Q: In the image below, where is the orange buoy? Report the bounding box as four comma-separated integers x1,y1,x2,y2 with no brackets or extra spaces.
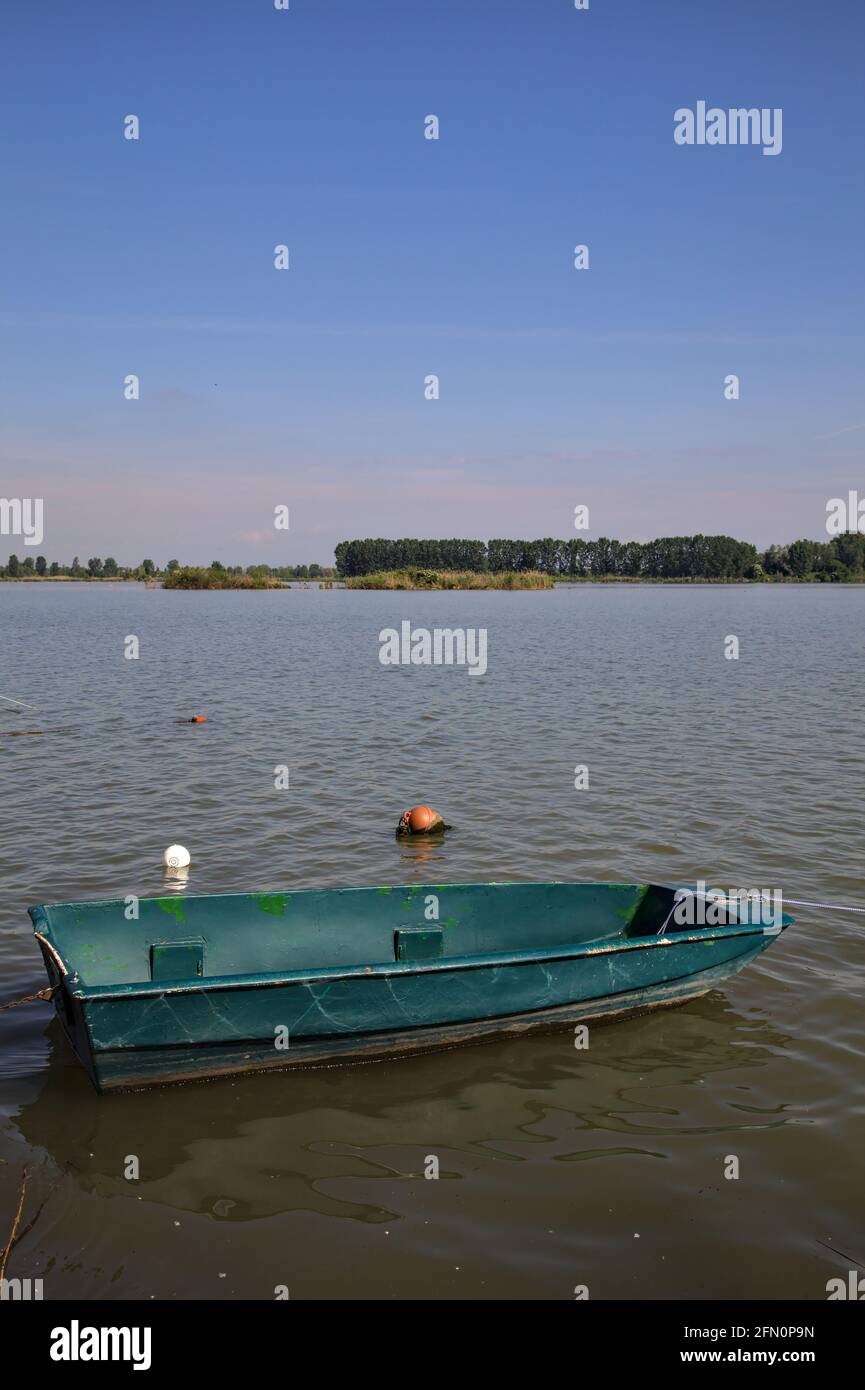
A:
396,805,450,836
190,715,208,723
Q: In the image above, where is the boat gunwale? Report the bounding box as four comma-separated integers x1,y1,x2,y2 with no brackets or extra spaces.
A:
28,883,792,1004
29,879,652,916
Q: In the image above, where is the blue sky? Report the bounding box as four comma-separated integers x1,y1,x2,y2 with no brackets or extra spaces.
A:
1,0,863,563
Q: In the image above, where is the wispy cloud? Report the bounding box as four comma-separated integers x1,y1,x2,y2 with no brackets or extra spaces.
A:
814,421,865,440
0,308,860,350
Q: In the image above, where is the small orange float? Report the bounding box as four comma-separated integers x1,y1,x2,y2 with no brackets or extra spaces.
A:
396,805,450,836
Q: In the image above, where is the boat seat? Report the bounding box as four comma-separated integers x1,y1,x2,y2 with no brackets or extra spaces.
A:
150,938,206,982
394,927,443,962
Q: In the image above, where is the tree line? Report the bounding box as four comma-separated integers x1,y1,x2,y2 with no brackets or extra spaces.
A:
1,556,337,580
334,539,488,576
335,533,865,581
6,533,864,583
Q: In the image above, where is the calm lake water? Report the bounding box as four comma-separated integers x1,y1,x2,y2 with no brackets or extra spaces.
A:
1,582,863,1300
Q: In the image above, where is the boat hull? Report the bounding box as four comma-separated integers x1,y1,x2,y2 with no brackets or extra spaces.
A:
39,922,779,1091
88,977,713,1090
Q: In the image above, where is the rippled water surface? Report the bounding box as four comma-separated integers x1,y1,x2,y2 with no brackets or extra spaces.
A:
1,582,863,1299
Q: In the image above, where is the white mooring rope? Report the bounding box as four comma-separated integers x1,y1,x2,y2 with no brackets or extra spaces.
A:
782,898,865,914
674,890,865,917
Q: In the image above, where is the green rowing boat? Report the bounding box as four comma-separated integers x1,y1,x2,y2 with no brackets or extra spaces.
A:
29,881,792,1092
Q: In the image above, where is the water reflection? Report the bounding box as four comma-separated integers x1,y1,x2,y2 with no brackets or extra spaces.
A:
395,834,452,869
161,867,190,891
16,992,791,1227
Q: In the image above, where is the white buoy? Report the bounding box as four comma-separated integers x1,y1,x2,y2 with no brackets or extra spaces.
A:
163,843,191,869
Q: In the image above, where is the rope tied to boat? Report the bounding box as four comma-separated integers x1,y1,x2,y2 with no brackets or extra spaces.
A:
782,898,865,914
0,986,55,1011
656,890,865,935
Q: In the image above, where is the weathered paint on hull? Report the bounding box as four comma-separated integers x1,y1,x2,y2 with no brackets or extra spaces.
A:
50,931,772,1092
91,978,712,1091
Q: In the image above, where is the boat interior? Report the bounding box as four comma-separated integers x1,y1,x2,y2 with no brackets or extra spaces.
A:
33,882,754,989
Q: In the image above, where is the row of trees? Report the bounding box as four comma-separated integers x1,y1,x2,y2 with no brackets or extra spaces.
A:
334,538,488,576
761,533,865,579
1,556,336,580
205,561,336,579
7,533,864,583
0,554,145,578
334,533,865,581
487,535,760,579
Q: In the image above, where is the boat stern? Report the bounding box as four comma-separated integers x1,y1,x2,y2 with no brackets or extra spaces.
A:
29,904,100,1088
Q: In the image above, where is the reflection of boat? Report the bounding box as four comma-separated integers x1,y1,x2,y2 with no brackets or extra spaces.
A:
16,995,791,1225
28,882,793,1092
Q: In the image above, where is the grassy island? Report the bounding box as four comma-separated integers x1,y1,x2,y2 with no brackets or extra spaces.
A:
161,567,283,590
344,568,553,590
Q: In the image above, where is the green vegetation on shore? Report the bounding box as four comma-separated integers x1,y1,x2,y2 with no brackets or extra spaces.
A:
161,567,283,590
0,555,336,582
6,531,864,589
335,533,865,583
345,568,553,590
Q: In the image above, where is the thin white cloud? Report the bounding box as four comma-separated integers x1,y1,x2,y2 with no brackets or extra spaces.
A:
0,307,861,350
814,421,865,440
